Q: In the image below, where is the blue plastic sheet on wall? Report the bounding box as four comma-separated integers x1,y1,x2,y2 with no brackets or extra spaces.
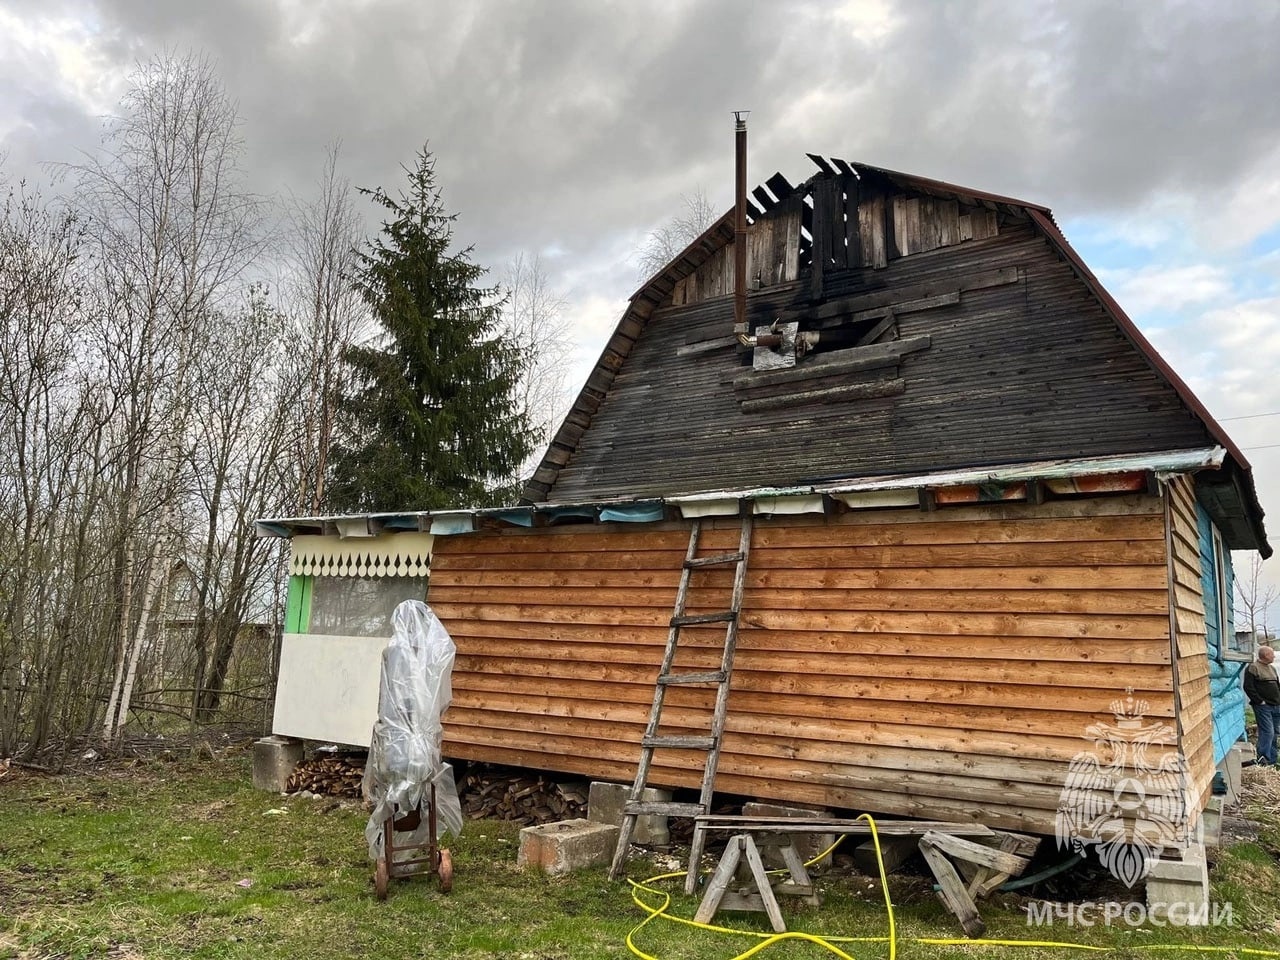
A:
599,502,665,523
1198,502,1243,765
543,506,597,522
429,514,475,536
382,515,420,530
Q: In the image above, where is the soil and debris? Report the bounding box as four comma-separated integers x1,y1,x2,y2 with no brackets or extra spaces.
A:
1224,763,1279,848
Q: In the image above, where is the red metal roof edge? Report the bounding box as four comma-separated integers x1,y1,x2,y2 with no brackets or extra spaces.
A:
850,161,1054,216
1027,207,1270,556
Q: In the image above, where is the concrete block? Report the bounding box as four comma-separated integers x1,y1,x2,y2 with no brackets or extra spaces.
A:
1146,842,1209,926
1221,743,1249,805
588,781,671,845
853,836,919,876
517,819,620,875
742,801,835,871
1201,796,1224,850
252,735,303,792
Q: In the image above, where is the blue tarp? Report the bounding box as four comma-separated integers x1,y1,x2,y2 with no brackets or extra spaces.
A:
381,515,421,530
600,502,666,523
543,506,597,522
429,514,475,536
1198,502,1244,764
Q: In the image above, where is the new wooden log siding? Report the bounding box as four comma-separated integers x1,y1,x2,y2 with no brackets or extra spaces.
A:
428,494,1178,834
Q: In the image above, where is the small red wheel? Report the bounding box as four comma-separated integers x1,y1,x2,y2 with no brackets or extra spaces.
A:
437,848,453,893
374,857,389,900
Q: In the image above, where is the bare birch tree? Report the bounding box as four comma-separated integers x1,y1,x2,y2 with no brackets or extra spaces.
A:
69,51,261,739
283,144,366,513
1236,553,1277,640
185,288,300,719
636,187,718,280
501,252,572,483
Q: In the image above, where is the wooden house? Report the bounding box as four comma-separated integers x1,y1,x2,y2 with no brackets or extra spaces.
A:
261,156,1269,837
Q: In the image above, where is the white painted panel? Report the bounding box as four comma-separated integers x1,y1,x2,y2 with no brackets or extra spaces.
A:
678,499,739,518
837,489,919,509
272,632,385,747
289,532,433,578
753,495,825,515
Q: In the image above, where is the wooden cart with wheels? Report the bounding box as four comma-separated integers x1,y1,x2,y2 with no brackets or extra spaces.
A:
373,782,453,899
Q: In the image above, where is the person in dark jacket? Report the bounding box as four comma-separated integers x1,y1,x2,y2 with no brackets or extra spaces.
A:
1244,645,1280,765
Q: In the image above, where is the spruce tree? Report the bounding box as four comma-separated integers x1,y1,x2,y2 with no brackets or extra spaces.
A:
326,147,535,512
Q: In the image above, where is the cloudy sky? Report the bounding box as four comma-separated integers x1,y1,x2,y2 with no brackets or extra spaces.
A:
3,0,1280,617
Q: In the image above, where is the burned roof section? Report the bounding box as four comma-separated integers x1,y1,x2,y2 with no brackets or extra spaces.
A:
522,156,1268,555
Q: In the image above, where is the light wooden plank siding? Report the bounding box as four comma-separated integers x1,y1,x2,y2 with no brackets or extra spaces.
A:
1167,475,1215,820
429,494,1175,834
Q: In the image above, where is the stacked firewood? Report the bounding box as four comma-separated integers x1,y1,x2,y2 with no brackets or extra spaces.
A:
458,765,589,824
285,755,365,797
283,755,595,824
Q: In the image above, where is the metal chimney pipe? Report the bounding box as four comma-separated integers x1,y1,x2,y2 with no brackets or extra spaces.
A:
733,111,749,336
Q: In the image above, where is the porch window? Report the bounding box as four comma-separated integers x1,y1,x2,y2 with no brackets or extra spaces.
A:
307,575,427,639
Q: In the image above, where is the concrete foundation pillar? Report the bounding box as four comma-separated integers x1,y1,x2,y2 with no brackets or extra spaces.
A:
252,735,303,792
1221,742,1250,805
853,836,919,876
742,801,835,871
1200,796,1224,851
588,781,671,845
1146,841,1210,926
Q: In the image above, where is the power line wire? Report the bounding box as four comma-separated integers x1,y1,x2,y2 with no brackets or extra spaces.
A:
1222,411,1280,422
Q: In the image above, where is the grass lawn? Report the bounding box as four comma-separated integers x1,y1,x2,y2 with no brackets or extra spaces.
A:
2,749,1280,960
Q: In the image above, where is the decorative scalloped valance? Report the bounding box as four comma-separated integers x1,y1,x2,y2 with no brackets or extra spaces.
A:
289,533,434,579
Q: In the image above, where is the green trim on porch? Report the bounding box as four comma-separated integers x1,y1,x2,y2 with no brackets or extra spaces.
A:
285,575,313,633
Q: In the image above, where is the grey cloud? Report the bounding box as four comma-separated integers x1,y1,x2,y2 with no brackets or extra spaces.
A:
3,0,1280,271
5,0,1280,585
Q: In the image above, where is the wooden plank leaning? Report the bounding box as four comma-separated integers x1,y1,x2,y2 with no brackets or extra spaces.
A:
918,829,1034,938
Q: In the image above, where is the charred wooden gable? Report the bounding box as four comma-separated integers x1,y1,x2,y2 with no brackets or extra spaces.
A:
522,156,1267,554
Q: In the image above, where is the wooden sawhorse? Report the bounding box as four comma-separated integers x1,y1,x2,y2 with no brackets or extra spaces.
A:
688,816,1008,934
692,830,820,933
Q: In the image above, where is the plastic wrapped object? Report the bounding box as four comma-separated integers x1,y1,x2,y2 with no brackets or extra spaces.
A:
363,601,463,859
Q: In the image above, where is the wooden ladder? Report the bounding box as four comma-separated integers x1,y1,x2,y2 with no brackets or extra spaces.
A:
608,513,753,880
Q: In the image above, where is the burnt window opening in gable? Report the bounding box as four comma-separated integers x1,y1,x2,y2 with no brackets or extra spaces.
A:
747,308,901,373
732,305,931,412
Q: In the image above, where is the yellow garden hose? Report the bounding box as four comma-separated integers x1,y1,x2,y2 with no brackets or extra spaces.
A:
622,813,1280,960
